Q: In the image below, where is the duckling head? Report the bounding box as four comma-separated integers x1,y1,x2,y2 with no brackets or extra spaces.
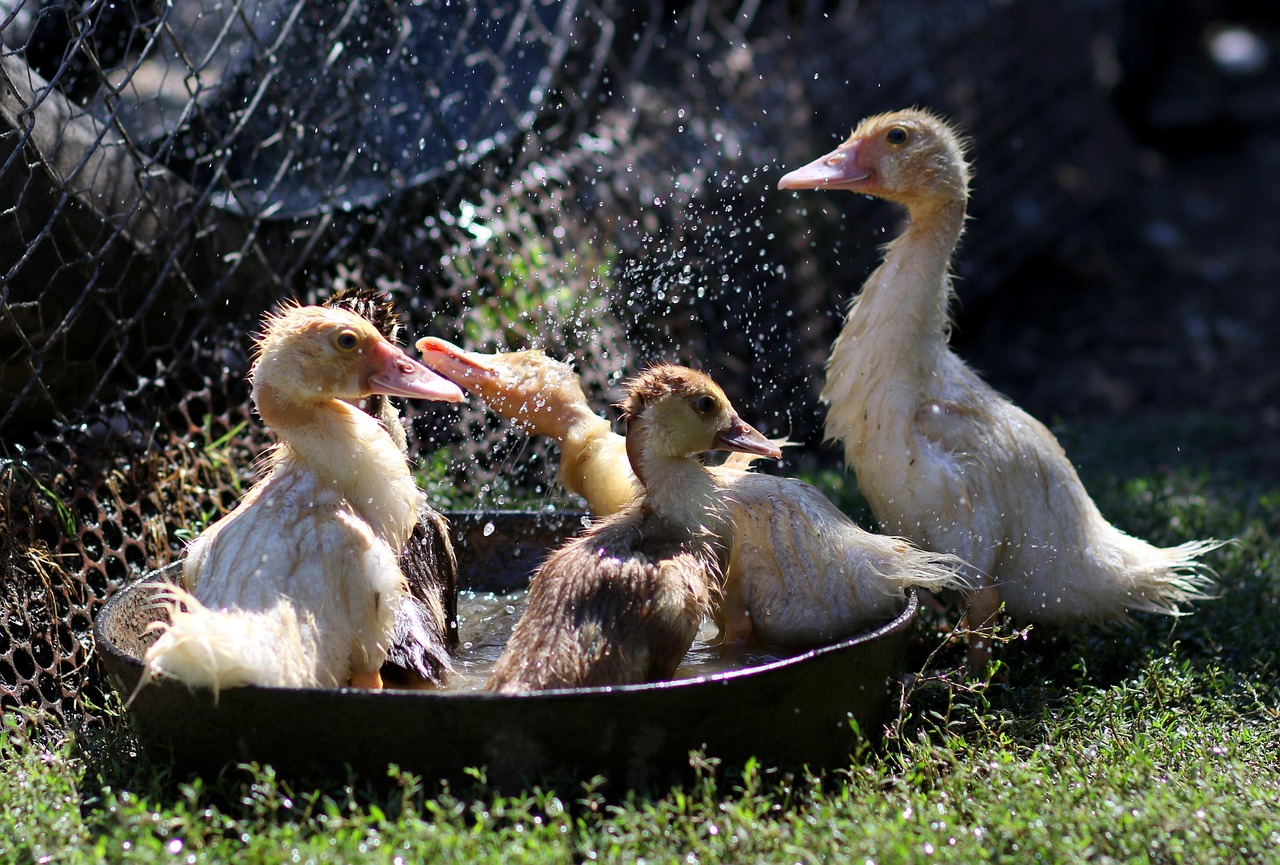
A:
324,285,411,445
778,107,970,210
252,304,464,427
415,336,591,438
620,365,781,482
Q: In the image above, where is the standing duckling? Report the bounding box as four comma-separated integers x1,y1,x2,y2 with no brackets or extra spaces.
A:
144,304,464,692
778,108,1220,659
418,338,964,646
486,364,781,692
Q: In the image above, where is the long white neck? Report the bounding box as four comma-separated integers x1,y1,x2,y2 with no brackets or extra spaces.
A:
257,384,418,546
821,197,968,465
844,199,965,374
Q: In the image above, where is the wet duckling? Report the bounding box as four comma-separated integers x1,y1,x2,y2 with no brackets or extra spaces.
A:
486,364,781,692
779,108,1221,662
416,336,639,514
144,304,464,692
326,286,458,687
418,339,964,646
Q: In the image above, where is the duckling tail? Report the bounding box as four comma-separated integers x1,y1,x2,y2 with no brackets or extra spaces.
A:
140,584,314,698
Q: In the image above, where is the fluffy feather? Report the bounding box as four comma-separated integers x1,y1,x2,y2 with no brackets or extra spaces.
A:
778,108,1222,642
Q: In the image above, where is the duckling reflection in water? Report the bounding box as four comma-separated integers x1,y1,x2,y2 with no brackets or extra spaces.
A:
486,364,781,692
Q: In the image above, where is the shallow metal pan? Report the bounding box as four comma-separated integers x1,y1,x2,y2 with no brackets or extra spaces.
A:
94,511,916,789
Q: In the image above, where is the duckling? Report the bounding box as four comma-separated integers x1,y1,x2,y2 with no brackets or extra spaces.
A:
416,336,639,515
325,286,457,686
486,364,781,692
778,108,1220,659
144,304,465,692
417,339,963,646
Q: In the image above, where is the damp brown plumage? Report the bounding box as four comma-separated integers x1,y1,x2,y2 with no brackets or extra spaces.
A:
484,364,779,692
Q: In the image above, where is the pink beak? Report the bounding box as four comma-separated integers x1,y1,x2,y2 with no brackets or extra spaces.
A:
777,141,870,190
414,336,492,387
369,340,465,403
713,415,783,461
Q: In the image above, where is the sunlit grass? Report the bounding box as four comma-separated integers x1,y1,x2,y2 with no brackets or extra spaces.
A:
5,426,1280,864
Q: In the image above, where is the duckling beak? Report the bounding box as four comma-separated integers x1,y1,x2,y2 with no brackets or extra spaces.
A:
777,141,870,190
415,336,496,388
369,340,465,403
713,415,783,461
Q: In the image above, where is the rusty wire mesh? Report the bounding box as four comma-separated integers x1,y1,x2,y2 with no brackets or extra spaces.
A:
1,0,1129,728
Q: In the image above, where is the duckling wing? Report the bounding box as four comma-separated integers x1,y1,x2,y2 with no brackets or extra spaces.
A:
172,467,404,687
717,470,964,646
383,502,457,687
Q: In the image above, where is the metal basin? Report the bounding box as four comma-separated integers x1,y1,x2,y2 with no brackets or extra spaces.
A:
94,511,917,789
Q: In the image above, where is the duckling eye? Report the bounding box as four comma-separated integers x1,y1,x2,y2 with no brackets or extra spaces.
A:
335,330,360,351
886,127,908,145
693,395,717,415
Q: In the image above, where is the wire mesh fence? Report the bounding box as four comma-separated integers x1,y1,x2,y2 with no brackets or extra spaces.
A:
1,0,1128,727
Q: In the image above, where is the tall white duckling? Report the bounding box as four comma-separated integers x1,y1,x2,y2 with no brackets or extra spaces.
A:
144,304,464,692
417,339,964,647
778,108,1220,659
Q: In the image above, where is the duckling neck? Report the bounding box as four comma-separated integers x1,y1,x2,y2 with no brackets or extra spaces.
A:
558,411,639,516
846,198,966,371
627,429,726,536
558,407,613,453
256,383,418,545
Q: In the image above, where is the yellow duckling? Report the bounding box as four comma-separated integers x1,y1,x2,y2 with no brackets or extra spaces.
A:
144,304,464,692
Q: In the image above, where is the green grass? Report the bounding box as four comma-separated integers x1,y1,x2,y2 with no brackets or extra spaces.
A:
5,448,1280,863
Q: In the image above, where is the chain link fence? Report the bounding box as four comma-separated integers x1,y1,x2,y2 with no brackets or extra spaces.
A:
1,0,1128,727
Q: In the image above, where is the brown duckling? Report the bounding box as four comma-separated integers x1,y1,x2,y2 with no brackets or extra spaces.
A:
485,364,781,692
